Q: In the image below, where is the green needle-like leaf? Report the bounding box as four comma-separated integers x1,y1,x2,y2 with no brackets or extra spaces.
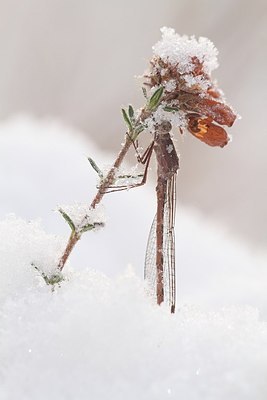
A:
80,223,94,233
163,106,179,112
88,157,103,179
80,222,104,234
128,105,134,119
142,87,148,99
122,108,133,131
58,209,76,232
31,263,64,286
117,173,143,179
45,273,64,285
148,87,164,111
135,124,145,135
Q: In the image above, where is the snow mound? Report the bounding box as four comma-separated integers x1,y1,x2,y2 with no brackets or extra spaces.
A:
0,217,267,399
0,116,267,398
0,215,65,305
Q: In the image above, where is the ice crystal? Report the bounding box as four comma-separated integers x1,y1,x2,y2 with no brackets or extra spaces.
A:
153,27,218,75
144,104,187,133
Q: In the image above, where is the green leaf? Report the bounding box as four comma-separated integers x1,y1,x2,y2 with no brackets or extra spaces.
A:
45,273,64,285
163,106,179,112
117,173,143,179
58,209,76,232
31,263,64,286
80,222,104,234
80,223,94,233
148,87,164,111
122,108,133,131
142,87,148,99
135,124,145,135
88,157,103,179
128,105,134,119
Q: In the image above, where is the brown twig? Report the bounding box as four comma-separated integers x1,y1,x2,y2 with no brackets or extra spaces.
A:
58,231,81,271
57,135,132,271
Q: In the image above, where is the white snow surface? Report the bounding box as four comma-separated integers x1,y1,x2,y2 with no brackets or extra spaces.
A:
153,27,219,75
0,116,267,399
0,215,65,306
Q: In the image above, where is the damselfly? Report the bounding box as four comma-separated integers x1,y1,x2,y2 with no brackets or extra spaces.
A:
90,120,179,312
121,122,179,312
143,121,179,313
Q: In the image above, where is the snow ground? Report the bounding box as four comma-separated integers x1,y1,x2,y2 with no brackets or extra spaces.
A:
0,116,267,399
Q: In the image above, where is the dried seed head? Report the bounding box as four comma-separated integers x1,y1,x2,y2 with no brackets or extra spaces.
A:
143,27,237,146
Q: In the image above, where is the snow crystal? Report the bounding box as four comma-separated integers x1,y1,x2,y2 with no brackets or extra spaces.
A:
166,144,174,154
145,104,187,133
183,73,211,90
58,203,106,233
164,79,176,92
153,27,219,75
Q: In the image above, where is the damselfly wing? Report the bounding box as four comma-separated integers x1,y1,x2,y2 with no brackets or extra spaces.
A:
145,175,176,312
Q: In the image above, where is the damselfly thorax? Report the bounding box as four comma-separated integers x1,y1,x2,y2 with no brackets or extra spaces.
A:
153,121,179,180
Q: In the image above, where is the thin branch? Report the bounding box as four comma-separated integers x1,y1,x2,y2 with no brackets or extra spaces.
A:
57,105,152,272
57,135,132,271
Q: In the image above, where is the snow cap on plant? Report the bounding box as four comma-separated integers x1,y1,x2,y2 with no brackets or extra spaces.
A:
143,27,237,147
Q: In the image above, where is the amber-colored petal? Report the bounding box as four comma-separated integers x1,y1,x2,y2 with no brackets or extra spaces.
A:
185,95,236,127
187,116,230,148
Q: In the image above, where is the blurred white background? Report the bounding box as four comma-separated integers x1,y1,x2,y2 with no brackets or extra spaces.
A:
0,0,266,250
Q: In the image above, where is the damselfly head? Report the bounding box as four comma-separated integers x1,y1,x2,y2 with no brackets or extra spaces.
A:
187,114,229,148
157,120,172,134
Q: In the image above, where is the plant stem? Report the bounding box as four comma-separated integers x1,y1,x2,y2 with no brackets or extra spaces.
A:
57,135,132,271
90,135,132,209
58,231,81,271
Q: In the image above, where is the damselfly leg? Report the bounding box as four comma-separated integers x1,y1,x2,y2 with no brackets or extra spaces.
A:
101,141,154,194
